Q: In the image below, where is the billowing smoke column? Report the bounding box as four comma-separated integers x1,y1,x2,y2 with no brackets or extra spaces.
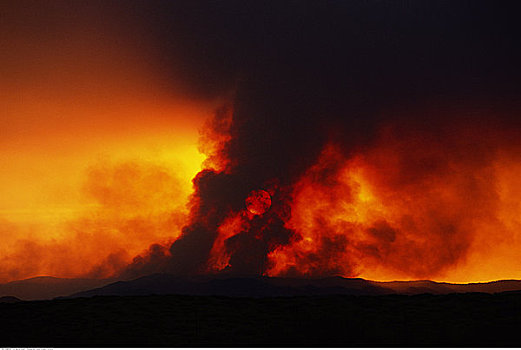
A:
124,1,521,280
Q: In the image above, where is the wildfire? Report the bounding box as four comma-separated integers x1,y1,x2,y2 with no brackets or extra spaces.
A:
181,106,521,284
245,190,272,215
261,121,521,283
4,1,521,286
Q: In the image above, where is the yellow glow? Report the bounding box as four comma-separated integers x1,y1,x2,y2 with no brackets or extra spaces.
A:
0,2,224,282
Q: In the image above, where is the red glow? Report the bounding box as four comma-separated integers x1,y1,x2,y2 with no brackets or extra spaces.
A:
263,121,521,283
246,190,272,215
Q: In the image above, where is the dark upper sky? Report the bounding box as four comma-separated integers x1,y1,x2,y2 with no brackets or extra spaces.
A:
145,0,521,99
142,0,521,185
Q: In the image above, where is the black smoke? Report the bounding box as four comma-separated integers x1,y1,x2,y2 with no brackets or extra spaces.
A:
123,0,521,278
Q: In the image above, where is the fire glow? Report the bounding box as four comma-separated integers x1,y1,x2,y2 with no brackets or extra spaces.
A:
3,1,521,285
194,116,521,283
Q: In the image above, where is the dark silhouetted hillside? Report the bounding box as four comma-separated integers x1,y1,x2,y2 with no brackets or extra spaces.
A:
68,274,394,298
5,274,521,301
376,279,521,295
0,296,21,303
68,274,521,299
0,276,114,300
2,292,521,346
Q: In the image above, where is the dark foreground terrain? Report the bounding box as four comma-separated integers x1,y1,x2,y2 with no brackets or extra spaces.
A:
2,292,521,346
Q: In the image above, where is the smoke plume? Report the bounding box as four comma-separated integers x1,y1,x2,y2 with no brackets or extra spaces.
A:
122,1,521,281
3,1,521,282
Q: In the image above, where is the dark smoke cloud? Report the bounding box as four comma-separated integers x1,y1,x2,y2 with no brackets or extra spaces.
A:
123,0,521,278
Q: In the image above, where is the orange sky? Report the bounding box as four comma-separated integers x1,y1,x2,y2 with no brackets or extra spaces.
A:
0,2,222,282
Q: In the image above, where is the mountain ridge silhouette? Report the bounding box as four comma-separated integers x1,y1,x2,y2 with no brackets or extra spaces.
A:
4,274,521,300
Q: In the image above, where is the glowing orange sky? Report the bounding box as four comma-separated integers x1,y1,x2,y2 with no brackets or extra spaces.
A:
0,2,221,282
